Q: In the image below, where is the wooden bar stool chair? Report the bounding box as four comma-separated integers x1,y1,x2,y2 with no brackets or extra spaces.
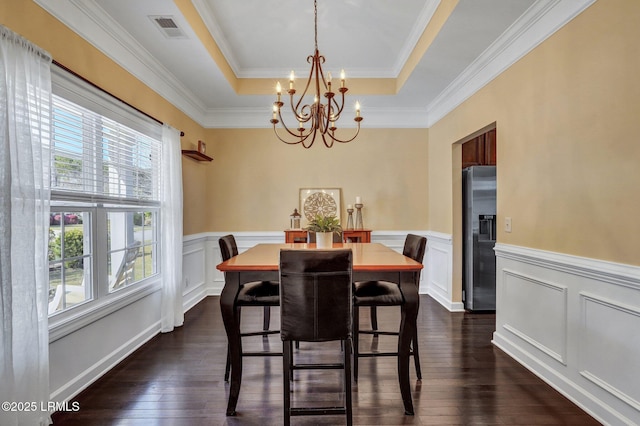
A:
279,249,353,426
352,234,426,382
219,235,280,382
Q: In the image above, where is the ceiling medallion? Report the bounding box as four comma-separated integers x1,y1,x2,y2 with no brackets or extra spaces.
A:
270,0,363,148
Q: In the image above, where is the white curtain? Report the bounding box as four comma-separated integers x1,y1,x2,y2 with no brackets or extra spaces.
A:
0,26,52,426
160,124,184,332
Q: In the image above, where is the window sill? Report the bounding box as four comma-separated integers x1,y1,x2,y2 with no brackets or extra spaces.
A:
48,277,161,343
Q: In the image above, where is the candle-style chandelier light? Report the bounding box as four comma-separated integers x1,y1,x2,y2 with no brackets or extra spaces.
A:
270,0,363,148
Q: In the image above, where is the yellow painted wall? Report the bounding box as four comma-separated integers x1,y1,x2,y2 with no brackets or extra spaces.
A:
204,128,429,232
2,0,208,235
2,1,429,236
7,0,636,272
429,0,640,283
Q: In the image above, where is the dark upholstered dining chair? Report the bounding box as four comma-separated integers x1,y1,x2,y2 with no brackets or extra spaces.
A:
219,234,280,382
279,249,353,426
352,234,426,382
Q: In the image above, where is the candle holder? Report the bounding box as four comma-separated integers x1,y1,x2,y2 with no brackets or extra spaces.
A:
346,208,354,230
355,203,364,229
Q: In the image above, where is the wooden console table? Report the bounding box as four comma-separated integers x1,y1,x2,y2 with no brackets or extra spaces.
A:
284,229,308,243
343,229,371,243
285,229,371,243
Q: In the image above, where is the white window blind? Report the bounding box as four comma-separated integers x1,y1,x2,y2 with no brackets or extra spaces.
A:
51,65,162,204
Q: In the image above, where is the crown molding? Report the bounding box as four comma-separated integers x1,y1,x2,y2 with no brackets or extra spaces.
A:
391,0,441,77
34,0,208,124
352,107,430,129
35,0,596,129
189,0,241,76
191,0,441,80
201,107,429,129
425,0,596,127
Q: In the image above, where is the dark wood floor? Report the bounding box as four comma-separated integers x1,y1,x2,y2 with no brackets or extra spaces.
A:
52,296,600,425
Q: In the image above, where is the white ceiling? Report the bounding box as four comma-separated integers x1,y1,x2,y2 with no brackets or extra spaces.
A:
35,0,594,128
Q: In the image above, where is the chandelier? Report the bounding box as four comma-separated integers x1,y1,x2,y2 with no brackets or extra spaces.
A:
270,0,363,148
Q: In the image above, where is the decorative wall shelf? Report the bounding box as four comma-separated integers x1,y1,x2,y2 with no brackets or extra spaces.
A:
182,150,213,162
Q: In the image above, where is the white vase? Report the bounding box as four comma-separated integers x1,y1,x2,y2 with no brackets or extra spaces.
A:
316,232,333,248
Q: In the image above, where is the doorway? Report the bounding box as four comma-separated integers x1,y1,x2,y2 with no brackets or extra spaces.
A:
461,126,496,312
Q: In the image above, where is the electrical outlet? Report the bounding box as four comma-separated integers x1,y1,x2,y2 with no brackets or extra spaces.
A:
505,217,512,233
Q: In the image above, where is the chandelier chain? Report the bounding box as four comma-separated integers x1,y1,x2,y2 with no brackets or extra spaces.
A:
314,0,318,51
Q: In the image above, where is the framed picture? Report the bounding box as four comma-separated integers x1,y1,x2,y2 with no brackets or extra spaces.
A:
198,140,206,154
299,188,342,226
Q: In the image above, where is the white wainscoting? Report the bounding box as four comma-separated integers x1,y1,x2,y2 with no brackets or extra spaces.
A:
182,239,208,312
424,231,461,311
493,243,640,426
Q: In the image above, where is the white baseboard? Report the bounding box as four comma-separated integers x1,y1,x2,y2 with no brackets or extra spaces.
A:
428,289,465,312
494,243,640,426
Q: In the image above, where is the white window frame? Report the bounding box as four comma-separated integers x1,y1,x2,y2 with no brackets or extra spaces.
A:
104,207,159,293
48,66,163,342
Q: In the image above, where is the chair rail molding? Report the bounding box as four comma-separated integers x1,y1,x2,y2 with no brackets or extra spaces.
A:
493,243,640,426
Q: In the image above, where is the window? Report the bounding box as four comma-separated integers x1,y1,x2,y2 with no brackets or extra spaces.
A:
106,210,158,291
48,209,92,312
48,66,162,318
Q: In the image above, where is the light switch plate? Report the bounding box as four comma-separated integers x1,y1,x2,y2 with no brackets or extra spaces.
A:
505,217,512,233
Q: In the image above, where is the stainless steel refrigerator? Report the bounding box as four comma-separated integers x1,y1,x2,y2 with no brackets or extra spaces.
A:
462,166,497,311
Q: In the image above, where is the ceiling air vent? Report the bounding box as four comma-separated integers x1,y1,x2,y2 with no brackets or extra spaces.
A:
149,16,187,39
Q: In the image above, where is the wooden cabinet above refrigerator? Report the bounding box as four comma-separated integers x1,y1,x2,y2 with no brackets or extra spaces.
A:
462,128,496,169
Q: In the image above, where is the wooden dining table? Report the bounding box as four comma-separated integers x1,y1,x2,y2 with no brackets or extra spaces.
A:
216,242,423,416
